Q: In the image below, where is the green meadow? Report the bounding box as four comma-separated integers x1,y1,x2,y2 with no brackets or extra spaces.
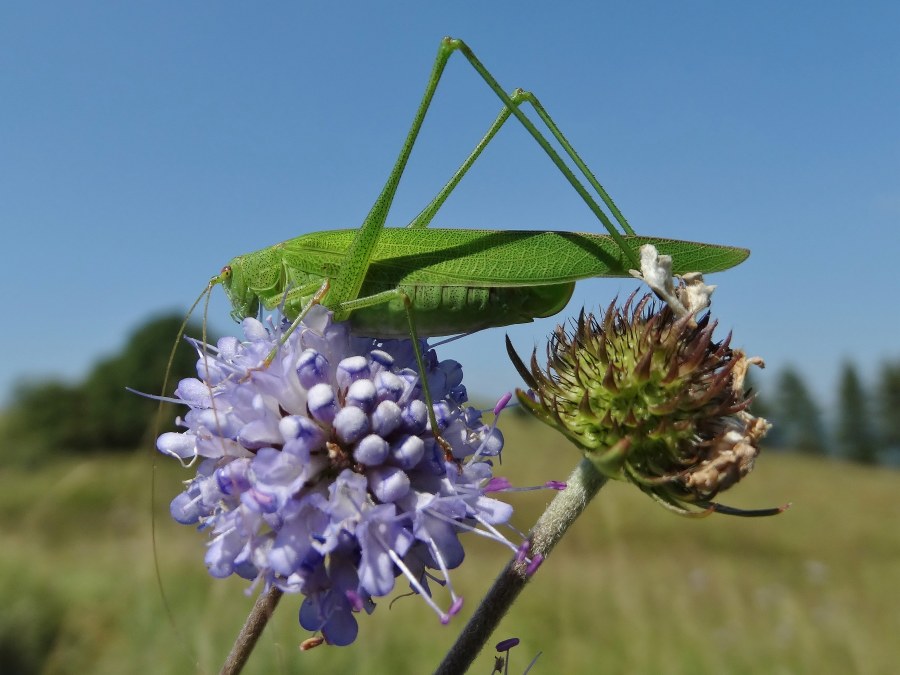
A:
3,416,898,674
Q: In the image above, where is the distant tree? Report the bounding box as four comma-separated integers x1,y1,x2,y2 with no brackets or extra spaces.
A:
740,367,782,448
878,360,900,452
5,380,89,462
743,368,772,421
4,313,205,462
771,366,827,455
80,313,205,450
835,362,878,464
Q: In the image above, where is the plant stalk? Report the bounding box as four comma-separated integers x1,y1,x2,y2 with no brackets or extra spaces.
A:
434,458,608,674
220,585,284,675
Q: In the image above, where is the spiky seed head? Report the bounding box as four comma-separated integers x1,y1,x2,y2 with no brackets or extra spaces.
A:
508,292,772,516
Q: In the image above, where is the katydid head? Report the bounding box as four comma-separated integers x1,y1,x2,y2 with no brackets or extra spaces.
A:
213,257,260,322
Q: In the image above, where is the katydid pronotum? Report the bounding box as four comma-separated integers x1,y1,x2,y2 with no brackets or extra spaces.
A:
175,37,750,457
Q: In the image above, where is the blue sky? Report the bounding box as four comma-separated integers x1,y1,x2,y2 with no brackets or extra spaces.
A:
2,2,898,418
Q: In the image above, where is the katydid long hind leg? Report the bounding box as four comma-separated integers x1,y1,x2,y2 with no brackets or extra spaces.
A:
405,93,521,230
331,37,640,322
327,40,460,317
439,38,638,265
517,90,634,235
407,88,634,237
151,277,229,655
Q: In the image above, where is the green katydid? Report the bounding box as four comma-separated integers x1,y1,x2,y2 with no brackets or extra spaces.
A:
215,227,745,339
180,37,749,451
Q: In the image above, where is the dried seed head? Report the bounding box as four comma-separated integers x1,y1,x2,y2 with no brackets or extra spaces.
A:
508,291,777,516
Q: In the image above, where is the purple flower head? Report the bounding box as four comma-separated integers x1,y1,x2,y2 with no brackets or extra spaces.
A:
157,306,520,646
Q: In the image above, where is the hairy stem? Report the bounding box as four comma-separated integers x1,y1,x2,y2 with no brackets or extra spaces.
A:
220,586,284,675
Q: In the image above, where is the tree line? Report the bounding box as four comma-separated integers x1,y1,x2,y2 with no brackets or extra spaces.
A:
2,314,205,465
753,362,900,465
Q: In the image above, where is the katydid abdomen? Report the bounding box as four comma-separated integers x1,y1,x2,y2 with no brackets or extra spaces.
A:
347,282,575,338
216,227,749,338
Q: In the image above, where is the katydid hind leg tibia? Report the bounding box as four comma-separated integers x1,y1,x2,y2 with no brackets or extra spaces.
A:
406,88,635,237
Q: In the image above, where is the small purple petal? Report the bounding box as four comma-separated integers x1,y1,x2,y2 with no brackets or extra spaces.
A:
174,378,211,406
217,458,251,496
401,399,428,434
307,383,337,425
216,335,241,359
299,593,359,647
170,491,202,524
477,428,504,456
450,384,468,403
471,495,513,524
238,418,281,450
334,406,369,445
157,432,196,460
442,360,464,390
373,371,405,402
241,317,268,341
413,508,465,569
368,349,394,371
367,466,410,503
269,511,326,577
336,356,370,390
390,435,425,470
354,435,389,466
296,349,329,388
279,415,325,455
370,400,402,437
357,505,412,596
346,379,377,412
432,401,452,430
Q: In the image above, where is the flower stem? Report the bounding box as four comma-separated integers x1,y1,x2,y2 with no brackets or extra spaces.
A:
434,458,608,674
220,585,284,675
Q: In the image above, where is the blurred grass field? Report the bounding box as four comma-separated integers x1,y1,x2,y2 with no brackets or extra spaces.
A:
2,416,898,674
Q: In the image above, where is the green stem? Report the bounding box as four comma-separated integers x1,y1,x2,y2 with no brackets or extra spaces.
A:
434,458,609,675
